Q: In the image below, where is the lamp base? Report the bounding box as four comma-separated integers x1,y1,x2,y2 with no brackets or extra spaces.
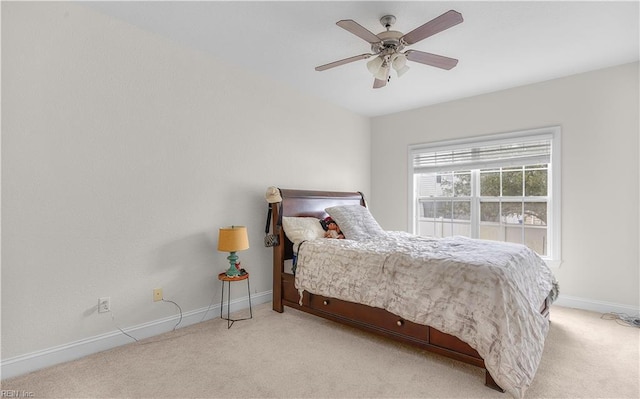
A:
225,252,240,277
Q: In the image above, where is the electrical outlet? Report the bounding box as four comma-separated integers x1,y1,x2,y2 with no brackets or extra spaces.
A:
153,288,163,302
98,297,110,313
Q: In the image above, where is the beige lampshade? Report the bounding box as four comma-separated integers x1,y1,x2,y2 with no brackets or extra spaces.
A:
217,226,250,252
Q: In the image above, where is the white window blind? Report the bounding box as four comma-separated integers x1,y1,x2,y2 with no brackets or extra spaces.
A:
411,135,552,174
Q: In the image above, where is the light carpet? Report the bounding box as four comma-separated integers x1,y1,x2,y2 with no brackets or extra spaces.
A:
2,304,639,398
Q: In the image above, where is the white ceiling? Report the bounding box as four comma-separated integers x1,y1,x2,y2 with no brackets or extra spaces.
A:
85,1,639,117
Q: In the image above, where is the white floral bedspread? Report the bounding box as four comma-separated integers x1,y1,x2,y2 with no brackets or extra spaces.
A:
295,231,557,399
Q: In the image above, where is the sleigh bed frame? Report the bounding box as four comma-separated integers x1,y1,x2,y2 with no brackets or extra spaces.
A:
271,188,550,393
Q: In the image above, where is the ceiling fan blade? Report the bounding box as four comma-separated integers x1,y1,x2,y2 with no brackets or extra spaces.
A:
400,10,463,45
373,78,387,89
336,20,381,44
315,53,372,71
405,50,459,70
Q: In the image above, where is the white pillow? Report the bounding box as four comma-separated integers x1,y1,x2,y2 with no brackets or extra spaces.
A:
325,205,385,241
282,217,326,246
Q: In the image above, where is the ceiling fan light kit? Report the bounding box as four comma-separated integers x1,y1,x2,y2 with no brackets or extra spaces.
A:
391,53,410,77
373,63,389,81
366,56,384,74
315,10,463,89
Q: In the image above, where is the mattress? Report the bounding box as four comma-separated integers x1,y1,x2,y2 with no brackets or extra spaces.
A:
294,231,558,398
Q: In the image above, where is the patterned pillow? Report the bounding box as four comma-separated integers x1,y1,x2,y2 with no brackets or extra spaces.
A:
282,217,326,245
325,205,385,240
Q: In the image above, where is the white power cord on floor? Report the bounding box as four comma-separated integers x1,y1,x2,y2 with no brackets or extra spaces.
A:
109,298,184,343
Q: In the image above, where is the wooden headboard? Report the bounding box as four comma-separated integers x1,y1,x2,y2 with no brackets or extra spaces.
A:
271,189,366,311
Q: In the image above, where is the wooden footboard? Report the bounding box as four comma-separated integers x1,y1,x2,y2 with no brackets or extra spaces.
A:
271,188,547,393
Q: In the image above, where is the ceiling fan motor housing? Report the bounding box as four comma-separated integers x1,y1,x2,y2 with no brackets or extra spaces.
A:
372,30,405,54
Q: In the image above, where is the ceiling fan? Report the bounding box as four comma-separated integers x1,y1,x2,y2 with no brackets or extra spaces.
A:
315,10,463,89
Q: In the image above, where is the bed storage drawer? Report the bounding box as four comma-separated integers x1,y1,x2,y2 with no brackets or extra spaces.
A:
308,294,429,343
430,327,481,359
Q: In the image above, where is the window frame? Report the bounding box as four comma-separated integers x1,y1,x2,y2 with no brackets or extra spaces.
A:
407,126,562,268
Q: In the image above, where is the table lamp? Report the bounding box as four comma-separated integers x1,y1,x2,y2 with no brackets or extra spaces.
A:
218,226,250,277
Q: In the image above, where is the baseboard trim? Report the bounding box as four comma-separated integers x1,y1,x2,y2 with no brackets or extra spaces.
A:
554,294,639,315
1,291,272,380
3,291,637,380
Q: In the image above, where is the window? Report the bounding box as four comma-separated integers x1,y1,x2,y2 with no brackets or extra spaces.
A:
408,127,561,266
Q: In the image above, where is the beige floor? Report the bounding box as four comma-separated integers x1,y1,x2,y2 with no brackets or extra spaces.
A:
2,304,639,398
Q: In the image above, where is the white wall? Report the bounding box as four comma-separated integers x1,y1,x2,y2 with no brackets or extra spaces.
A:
371,62,639,311
1,1,370,367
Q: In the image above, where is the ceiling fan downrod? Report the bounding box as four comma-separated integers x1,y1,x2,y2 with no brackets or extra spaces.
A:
371,15,404,54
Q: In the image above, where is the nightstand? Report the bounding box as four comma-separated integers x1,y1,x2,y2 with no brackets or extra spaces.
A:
218,271,253,328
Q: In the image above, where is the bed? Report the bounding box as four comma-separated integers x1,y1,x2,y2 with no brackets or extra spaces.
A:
270,188,557,398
